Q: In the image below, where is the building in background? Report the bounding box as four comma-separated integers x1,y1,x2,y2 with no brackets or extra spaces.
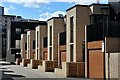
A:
6,20,47,63
0,24,2,59
0,6,4,15
0,13,22,59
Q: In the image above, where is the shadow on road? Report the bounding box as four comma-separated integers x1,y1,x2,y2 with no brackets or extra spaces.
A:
2,70,14,73
0,61,25,80
1,70,25,80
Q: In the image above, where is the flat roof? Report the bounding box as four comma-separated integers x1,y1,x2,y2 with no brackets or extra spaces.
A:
89,3,109,6
10,21,47,29
66,4,89,11
47,17,64,21
1,15,17,17
66,3,109,11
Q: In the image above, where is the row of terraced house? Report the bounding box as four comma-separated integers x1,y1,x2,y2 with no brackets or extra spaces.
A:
6,1,120,80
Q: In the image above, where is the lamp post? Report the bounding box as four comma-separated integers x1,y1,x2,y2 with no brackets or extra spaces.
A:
100,5,109,80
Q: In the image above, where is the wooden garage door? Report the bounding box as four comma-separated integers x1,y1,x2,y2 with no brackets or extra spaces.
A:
88,50,104,79
61,52,66,62
33,52,36,59
43,52,47,60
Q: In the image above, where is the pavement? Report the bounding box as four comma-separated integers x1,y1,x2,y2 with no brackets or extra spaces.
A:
0,61,91,80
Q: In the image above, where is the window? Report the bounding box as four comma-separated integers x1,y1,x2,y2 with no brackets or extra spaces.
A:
37,49,39,59
82,43,85,62
37,31,39,47
25,43,27,50
33,40,35,49
90,14,107,24
10,18,13,20
5,20,7,22
16,28,21,34
24,29,29,32
28,35,30,48
50,47,52,60
50,26,52,45
43,37,47,48
70,16,74,43
70,45,73,62
28,50,29,59
15,40,20,48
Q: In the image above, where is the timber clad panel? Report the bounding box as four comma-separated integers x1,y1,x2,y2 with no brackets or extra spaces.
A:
61,52,66,62
60,45,66,51
33,52,35,59
88,50,104,79
88,41,103,49
87,41,104,79
53,60,58,68
43,52,47,60
43,48,47,53
43,48,48,60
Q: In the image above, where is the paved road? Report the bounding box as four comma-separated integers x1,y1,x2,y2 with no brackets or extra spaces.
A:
0,61,91,80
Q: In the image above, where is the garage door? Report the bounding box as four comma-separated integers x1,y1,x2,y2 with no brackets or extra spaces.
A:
88,50,104,79
43,52,47,60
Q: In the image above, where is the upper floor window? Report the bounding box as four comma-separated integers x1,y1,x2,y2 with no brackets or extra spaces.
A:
37,31,39,47
90,14,109,24
50,26,52,45
33,40,35,49
16,28,21,34
70,16,74,43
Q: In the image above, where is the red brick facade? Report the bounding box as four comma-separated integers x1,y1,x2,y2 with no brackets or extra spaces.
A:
67,62,85,77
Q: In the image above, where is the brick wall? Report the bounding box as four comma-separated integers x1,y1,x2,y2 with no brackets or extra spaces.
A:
16,58,22,65
43,60,58,72
31,60,42,68
67,62,85,77
24,59,30,67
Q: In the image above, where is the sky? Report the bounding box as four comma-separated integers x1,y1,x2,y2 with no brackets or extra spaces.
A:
0,0,108,21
